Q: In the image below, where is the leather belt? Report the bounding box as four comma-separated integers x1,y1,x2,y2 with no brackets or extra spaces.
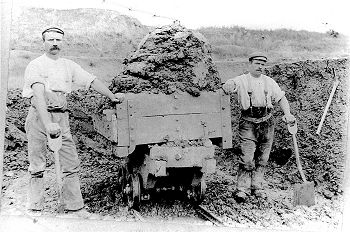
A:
241,107,273,123
242,113,272,123
47,107,70,113
241,107,272,118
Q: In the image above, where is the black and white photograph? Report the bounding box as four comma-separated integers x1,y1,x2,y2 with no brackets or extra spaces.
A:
0,0,349,231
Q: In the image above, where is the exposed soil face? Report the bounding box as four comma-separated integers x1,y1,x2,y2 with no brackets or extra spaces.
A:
96,24,221,111
2,24,348,230
111,24,221,93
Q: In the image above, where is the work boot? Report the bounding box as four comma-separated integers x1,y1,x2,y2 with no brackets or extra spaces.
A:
251,188,267,199
236,169,252,196
234,190,248,203
28,176,45,211
26,209,42,217
251,166,265,192
61,207,100,220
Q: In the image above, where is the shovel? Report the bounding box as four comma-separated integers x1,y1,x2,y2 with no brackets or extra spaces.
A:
287,121,315,206
47,132,65,213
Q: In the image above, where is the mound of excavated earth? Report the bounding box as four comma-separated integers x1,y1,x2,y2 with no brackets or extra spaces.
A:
96,23,221,111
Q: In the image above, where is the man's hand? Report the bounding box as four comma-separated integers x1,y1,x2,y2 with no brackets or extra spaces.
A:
282,114,296,124
45,122,61,138
222,80,237,95
111,93,125,103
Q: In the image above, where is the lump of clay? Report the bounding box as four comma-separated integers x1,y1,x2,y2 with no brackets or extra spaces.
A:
109,23,221,96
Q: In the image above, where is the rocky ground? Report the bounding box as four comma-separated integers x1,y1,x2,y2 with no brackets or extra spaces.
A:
2,24,349,231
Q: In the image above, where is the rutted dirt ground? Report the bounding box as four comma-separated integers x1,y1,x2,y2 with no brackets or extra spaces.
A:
2,24,349,231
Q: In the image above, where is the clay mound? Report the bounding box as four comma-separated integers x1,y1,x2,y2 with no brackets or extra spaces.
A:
109,23,221,95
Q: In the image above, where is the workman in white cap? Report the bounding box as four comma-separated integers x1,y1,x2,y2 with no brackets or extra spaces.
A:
223,52,295,203
22,27,125,217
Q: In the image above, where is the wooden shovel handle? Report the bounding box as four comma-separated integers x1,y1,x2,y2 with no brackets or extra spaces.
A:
47,134,64,212
287,122,307,182
292,134,307,183
54,149,64,213
316,77,339,135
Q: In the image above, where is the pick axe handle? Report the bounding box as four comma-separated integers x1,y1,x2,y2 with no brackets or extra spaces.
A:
316,79,339,135
292,134,307,182
53,150,64,212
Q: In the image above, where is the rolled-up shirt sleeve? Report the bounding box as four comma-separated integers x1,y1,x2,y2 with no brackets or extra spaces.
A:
271,80,285,102
71,62,96,89
222,78,238,94
22,62,46,98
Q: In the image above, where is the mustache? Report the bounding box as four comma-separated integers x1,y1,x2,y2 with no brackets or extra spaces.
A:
50,46,60,51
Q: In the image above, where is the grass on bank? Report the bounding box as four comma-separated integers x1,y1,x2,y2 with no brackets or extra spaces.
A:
197,26,349,62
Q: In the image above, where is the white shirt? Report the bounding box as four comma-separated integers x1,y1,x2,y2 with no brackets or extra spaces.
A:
22,54,96,98
223,73,285,110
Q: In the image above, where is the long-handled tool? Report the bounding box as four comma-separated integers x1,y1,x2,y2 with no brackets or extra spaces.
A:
316,68,339,135
287,121,315,206
47,133,64,213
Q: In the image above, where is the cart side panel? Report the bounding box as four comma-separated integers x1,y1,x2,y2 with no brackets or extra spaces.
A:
220,90,233,149
115,92,221,118
91,110,118,142
116,113,222,146
92,91,233,151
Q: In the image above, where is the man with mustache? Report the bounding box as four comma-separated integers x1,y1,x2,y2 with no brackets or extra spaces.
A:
223,53,295,203
22,27,124,217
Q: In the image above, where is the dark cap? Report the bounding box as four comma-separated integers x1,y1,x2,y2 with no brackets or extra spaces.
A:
42,27,64,36
248,52,267,62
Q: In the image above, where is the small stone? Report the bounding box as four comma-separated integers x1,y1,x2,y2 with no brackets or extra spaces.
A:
323,189,334,199
4,171,15,177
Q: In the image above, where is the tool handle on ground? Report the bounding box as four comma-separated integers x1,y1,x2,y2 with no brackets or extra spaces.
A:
292,134,307,182
54,150,63,188
316,78,339,135
48,133,64,212
53,149,64,213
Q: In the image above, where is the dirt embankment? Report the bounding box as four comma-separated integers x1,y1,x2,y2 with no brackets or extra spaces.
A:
269,59,348,197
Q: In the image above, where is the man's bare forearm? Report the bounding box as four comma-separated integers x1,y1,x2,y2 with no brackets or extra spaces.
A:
90,78,114,100
32,83,52,126
279,96,292,115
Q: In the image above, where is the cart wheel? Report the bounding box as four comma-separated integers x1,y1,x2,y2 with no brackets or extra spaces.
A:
118,166,126,192
193,178,206,204
125,174,141,209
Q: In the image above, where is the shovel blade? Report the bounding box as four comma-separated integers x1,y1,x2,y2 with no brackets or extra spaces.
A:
293,181,315,206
